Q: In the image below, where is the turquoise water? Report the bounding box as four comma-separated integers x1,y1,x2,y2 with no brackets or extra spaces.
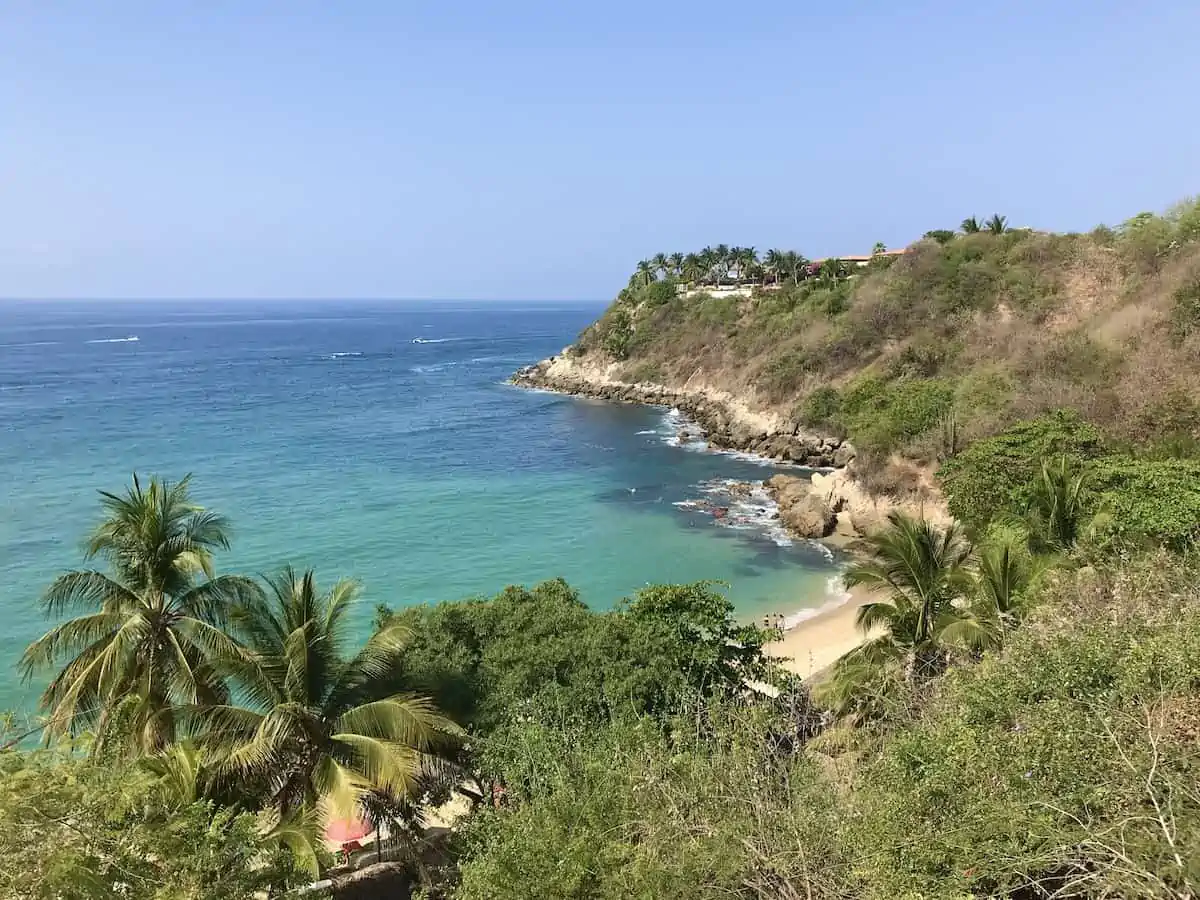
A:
0,300,841,715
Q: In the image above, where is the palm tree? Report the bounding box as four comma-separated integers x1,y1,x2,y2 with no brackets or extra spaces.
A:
713,244,731,286
681,253,702,288
189,567,459,827
872,241,887,256
763,248,785,285
841,512,975,681
651,252,670,279
961,216,982,234
738,247,758,284
20,474,258,755
820,257,847,286
668,252,684,278
1026,456,1086,552
634,259,655,287
986,213,1008,235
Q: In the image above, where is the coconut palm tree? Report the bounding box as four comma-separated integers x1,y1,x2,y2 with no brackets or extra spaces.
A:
189,567,459,827
20,474,258,755
634,259,655,287
1026,456,1086,552
651,252,670,279
840,513,975,681
986,213,1009,235
737,247,758,284
681,253,703,288
961,216,982,234
668,252,684,278
713,244,731,286
763,248,785,285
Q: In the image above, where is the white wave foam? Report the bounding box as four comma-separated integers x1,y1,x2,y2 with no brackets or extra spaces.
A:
86,336,139,344
635,429,657,435
410,361,459,374
685,477,795,547
324,351,364,359
779,576,853,630
411,337,458,344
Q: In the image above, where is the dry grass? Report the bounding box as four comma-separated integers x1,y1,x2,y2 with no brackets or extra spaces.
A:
581,203,1200,462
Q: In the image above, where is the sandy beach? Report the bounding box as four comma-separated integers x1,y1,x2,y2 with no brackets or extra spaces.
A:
765,584,876,678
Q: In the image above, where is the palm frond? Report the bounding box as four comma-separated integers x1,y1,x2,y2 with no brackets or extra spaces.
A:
40,571,137,618
332,733,422,799
335,695,461,750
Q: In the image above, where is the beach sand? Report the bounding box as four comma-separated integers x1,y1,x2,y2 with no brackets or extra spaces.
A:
765,584,876,678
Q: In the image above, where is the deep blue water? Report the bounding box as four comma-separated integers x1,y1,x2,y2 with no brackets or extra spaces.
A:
0,300,839,715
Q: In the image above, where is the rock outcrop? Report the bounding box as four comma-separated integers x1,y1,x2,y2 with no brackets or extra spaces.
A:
766,475,837,539
512,356,854,469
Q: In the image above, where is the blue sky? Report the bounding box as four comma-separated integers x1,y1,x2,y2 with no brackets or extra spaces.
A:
2,1,1198,300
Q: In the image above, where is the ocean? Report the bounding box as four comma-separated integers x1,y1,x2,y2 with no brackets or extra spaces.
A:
0,299,842,716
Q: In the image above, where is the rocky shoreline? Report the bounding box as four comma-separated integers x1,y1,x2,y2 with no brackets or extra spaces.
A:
511,358,855,469
511,354,952,545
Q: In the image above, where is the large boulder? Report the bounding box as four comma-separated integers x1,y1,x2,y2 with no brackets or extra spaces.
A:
766,474,837,539
832,442,857,467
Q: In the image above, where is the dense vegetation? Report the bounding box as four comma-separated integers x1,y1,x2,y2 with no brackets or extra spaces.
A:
8,199,1200,897
581,200,1200,472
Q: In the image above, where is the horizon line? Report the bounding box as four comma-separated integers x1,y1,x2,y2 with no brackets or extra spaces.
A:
0,295,607,305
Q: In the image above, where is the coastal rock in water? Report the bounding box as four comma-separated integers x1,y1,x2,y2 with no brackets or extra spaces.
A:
727,481,755,499
765,474,836,539
783,493,837,538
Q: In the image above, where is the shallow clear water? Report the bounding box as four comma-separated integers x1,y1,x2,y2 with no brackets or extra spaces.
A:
0,300,841,715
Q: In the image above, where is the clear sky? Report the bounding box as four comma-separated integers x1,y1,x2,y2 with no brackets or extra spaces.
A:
2,1,1198,301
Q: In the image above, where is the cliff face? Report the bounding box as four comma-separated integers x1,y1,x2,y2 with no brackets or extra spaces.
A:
513,353,853,468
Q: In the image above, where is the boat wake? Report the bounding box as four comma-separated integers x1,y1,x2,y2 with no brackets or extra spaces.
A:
86,336,139,344
323,351,364,359
411,337,458,344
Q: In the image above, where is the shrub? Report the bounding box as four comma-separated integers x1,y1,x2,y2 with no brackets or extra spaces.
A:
839,377,954,455
850,559,1200,898
799,385,842,428
640,278,677,308
1087,456,1200,551
601,307,633,359
1168,275,1200,343
938,411,1106,532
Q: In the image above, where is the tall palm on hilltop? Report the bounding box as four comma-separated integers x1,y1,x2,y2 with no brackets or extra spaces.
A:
668,252,684,278
188,567,459,825
698,246,717,285
634,259,655,287
714,244,731,286
840,512,975,680
764,248,785,285
986,213,1009,235
651,252,670,279
961,216,982,234
780,250,808,283
682,253,702,288
20,474,258,755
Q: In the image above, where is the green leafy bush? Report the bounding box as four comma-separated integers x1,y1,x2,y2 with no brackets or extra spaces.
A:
839,377,954,454
799,385,842,428
939,411,1106,531
1087,456,1200,551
